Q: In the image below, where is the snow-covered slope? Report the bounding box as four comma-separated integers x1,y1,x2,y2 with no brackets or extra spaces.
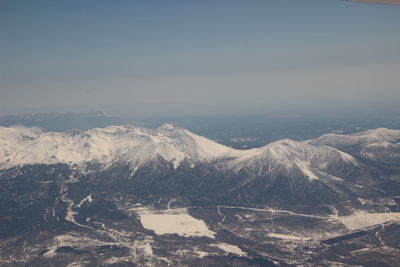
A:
309,128,400,165
0,125,398,176
0,124,234,170
360,141,400,165
310,128,400,148
229,139,359,180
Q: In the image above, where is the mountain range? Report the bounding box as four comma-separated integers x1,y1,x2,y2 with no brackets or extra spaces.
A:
0,124,400,266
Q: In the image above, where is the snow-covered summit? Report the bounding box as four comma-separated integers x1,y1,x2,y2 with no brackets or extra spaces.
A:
0,124,235,170
229,138,359,180
0,125,398,174
310,128,400,148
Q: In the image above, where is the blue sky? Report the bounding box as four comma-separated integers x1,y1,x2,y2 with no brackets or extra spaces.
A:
1,0,400,116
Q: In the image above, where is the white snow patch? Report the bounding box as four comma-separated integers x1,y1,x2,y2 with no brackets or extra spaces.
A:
295,161,318,181
76,194,93,208
183,129,234,158
67,262,90,267
357,198,370,205
143,242,153,255
138,208,216,238
105,257,132,265
195,250,210,258
333,211,400,231
43,233,117,258
104,257,132,264
351,247,371,254
267,233,311,241
213,243,246,256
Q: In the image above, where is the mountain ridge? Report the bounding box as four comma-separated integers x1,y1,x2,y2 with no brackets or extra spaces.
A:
1,125,400,266
1,124,399,173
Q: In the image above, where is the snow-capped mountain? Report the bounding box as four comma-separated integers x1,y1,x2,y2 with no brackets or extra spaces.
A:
310,128,400,149
229,139,360,179
310,128,400,166
1,125,399,177
0,124,233,171
1,125,400,267
1,124,398,207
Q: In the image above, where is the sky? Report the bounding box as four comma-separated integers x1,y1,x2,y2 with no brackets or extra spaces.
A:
1,0,400,117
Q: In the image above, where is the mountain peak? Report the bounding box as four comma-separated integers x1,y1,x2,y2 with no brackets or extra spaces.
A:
158,123,175,130
0,126,398,176
310,127,400,148
0,124,235,171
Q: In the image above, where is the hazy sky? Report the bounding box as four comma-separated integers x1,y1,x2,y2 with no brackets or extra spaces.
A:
1,0,400,116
